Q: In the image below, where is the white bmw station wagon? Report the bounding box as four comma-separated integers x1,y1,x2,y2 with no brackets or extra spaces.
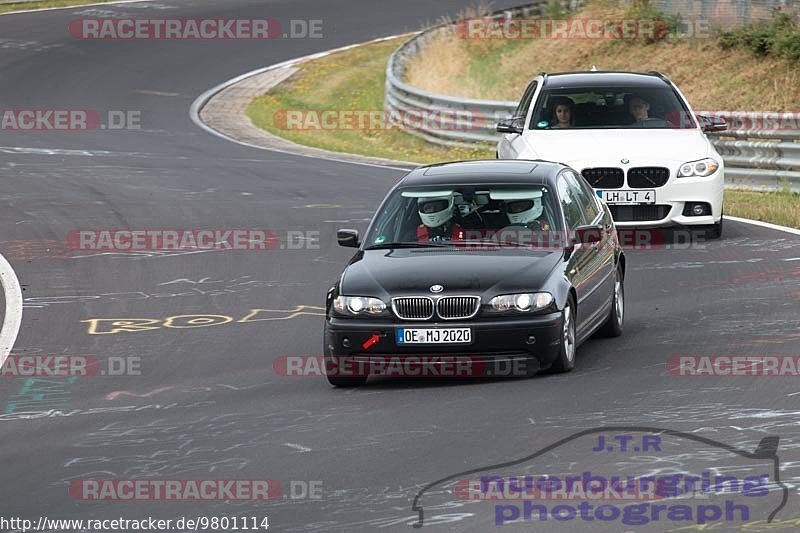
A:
497,71,727,238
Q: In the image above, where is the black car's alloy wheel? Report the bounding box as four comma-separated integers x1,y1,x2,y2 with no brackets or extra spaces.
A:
597,263,624,338
548,296,576,373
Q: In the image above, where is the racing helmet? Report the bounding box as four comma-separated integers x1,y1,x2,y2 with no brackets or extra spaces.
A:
418,195,455,228
506,197,543,225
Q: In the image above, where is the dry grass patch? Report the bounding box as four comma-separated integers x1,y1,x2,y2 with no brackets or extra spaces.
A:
405,0,800,110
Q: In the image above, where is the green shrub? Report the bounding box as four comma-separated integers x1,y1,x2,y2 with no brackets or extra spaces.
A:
544,0,569,19
718,10,800,62
772,27,800,61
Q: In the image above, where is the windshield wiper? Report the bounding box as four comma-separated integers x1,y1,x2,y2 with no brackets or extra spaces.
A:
364,241,453,250
456,239,527,248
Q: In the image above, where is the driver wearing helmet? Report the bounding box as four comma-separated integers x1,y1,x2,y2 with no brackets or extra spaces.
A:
505,197,551,231
417,195,465,242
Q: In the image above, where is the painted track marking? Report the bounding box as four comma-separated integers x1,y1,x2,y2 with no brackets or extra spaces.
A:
0,252,23,367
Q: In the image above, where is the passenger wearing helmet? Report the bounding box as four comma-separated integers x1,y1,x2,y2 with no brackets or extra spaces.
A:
505,197,550,231
417,195,465,242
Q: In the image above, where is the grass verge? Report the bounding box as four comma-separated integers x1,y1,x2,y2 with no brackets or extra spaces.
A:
245,37,493,165
0,0,119,14
724,188,800,229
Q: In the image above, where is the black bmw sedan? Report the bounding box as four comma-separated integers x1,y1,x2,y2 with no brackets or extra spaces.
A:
324,160,625,387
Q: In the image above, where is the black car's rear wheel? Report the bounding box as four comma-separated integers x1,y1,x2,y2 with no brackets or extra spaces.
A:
596,263,624,337
548,296,576,373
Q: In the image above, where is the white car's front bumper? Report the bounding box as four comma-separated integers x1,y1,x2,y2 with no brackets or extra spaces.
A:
592,169,724,228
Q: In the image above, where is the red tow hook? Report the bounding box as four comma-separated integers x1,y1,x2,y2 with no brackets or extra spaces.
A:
362,333,381,350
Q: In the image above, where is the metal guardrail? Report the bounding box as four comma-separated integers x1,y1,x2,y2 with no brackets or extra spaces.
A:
385,5,800,191
385,3,541,148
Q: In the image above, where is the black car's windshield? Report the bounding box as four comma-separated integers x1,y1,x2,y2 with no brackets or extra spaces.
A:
364,185,564,249
531,85,696,130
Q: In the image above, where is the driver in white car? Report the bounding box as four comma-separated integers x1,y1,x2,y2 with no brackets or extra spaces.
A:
627,95,667,127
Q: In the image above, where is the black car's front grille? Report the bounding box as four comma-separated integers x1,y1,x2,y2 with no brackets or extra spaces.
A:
392,297,434,320
627,167,670,188
436,296,481,320
582,168,624,189
609,204,671,222
391,296,481,320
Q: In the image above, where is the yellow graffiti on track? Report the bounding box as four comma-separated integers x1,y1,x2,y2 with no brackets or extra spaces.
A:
83,305,326,335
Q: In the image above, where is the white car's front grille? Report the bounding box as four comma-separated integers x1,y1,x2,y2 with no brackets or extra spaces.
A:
582,168,624,189
628,167,670,188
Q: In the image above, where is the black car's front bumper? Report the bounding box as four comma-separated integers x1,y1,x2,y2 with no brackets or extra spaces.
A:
324,312,563,377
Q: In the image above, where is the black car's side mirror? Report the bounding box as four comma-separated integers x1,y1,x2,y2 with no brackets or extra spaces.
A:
337,229,360,248
573,224,604,246
697,114,728,133
496,116,525,134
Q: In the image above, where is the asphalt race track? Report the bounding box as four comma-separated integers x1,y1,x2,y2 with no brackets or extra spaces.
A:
0,1,799,531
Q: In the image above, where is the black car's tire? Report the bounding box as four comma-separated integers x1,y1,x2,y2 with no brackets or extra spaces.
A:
547,295,577,373
596,263,624,338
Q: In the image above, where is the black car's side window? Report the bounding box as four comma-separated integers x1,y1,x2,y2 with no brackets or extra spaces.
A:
564,170,601,224
557,176,583,230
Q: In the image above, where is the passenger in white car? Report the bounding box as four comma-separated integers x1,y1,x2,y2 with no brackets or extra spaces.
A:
550,96,575,128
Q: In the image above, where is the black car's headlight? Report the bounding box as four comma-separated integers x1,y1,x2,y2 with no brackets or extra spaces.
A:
678,158,719,178
333,296,388,316
487,292,554,314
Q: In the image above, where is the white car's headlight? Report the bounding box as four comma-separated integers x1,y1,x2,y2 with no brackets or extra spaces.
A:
488,292,554,313
678,158,719,178
333,296,387,316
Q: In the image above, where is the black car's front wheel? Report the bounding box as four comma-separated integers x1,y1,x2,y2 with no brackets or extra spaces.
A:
596,263,624,338
548,295,576,373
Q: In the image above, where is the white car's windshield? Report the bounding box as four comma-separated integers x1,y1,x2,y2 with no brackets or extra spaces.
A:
531,86,696,130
